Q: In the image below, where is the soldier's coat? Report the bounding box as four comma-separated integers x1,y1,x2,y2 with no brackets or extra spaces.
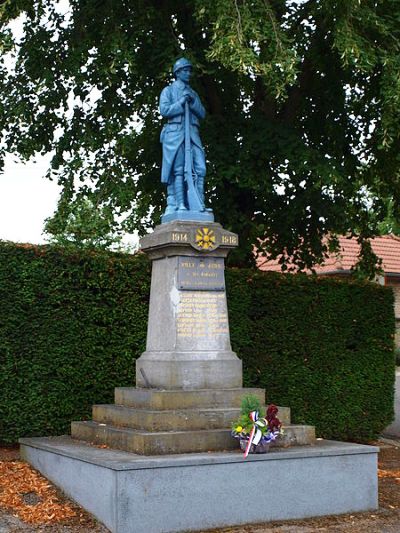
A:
159,78,205,184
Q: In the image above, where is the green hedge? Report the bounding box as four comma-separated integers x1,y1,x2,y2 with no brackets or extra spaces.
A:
0,242,395,444
227,270,396,442
0,243,150,443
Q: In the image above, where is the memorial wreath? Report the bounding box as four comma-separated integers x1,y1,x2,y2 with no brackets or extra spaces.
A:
231,395,283,457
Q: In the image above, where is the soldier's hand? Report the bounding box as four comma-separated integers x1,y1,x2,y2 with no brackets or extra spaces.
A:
180,94,191,106
183,90,194,103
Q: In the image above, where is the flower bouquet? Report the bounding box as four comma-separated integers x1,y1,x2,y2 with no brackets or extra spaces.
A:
231,395,283,458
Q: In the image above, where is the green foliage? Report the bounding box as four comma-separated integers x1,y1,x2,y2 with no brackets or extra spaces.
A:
232,394,264,434
240,394,263,416
378,199,400,236
226,268,396,442
350,238,383,281
196,0,298,99
44,196,126,251
1,1,400,270
0,243,395,444
0,242,151,444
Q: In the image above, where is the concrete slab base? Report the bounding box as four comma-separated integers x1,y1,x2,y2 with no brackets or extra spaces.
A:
20,436,378,533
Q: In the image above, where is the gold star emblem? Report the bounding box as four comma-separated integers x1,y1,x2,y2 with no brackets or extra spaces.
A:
195,227,216,250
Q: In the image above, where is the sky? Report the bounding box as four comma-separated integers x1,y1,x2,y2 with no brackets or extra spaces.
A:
0,157,139,248
0,10,63,246
0,155,61,244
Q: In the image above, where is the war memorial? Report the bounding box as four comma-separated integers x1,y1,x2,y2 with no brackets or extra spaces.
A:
20,59,378,533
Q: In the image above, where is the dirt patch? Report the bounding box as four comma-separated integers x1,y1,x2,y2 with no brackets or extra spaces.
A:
1,440,400,532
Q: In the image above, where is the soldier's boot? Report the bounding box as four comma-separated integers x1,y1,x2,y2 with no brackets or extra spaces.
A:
196,174,205,212
196,175,211,212
164,182,176,215
175,173,187,210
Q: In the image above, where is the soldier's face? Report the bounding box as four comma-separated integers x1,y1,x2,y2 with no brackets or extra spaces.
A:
176,67,192,83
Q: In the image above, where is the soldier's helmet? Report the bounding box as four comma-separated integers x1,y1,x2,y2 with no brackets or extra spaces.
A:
173,57,193,76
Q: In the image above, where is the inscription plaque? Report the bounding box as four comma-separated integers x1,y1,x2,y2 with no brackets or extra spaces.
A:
178,257,225,291
176,292,229,339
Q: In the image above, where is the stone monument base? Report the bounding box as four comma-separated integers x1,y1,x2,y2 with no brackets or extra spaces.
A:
135,220,244,391
70,386,315,455
136,350,242,390
20,436,378,533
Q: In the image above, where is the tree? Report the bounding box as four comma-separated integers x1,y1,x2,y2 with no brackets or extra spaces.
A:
378,199,400,236
0,0,399,270
43,195,126,250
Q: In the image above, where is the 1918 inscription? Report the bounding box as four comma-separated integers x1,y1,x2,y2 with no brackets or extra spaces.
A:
221,234,238,245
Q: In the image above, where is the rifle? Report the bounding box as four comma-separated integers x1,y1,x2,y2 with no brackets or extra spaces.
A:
184,101,203,211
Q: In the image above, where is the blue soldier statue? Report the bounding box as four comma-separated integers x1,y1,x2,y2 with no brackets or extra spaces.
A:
159,58,214,223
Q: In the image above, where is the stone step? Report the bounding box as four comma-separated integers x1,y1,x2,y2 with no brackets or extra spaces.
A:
71,420,236,455
94,405,240,431
92,404,291,431
272,424,316,448
114,387,267,410
71,421,314,455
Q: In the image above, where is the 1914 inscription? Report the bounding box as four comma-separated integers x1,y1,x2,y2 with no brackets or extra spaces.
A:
178,256,225,291
177,292,229,339
171,232,188,242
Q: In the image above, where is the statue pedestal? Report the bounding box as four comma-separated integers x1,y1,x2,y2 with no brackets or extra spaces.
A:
136,220,242,390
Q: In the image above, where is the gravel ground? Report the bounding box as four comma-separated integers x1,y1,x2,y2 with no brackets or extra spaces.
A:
1,439,400,533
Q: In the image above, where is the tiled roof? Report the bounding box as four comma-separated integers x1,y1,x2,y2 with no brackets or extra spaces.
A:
257,234,400,275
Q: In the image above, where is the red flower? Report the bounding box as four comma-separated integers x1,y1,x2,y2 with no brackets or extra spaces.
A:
266,404,282,431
